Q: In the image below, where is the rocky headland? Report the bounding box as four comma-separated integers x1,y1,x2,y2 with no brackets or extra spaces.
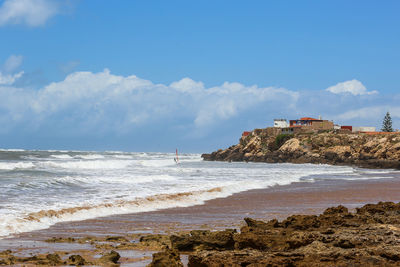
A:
202,129,400,169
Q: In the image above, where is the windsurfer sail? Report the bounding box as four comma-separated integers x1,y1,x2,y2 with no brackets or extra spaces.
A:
174,148,179,164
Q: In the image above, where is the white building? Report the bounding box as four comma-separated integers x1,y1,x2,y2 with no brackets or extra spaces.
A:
352,126,376,132
274,119,289,128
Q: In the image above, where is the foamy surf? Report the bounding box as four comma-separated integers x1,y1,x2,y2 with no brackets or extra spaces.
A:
0,149,398,238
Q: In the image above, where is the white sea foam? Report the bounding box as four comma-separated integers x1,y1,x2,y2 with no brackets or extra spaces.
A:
74,154,105,160
0,181,288,238
39,159,133,170
0,150,399,239
112,155,134,159
0,148,26,152
0,161,35,170
139,159,178,167
50,154,73,159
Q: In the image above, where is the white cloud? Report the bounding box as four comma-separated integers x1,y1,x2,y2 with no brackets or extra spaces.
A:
2,54,23,72
335,106,400,121
193,82,298,127
326,79,378,96
0,55,24,85
0,69,299,133
170,78,204,93
0,71,24,85
0,0,59,27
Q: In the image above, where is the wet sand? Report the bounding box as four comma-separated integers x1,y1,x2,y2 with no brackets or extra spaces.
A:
1,176,400,265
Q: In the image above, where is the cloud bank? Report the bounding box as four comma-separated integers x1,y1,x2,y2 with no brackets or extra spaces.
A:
0,69,299,135
326,79,378,96
0,0,59,26
0,64,396,150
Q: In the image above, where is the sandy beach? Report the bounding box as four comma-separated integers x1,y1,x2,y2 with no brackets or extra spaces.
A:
1,175,400,266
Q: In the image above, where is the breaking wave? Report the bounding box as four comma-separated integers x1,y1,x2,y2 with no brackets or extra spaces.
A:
38,159,134,170
0,162,35,171
0,149,398,238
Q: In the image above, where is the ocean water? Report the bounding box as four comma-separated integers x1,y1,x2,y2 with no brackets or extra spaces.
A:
0,149,397,238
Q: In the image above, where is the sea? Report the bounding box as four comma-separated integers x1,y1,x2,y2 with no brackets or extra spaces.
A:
0,149,398,239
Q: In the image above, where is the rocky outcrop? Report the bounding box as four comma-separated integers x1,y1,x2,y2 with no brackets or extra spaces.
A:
202,130,400,169
184,202,400,266
147,246,183,267
98,250,120,265
67,254,87,266
170,229,236,251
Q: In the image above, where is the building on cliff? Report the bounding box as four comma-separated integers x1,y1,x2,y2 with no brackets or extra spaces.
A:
271,117,335,134
273,119,289,128
289,117,334,131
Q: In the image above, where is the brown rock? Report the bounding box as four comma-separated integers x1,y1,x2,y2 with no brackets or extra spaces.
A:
46,253,63,266
170,229,236,251
106,236,129,242
99,250,120,264
147,246,183,267
67,255,86,266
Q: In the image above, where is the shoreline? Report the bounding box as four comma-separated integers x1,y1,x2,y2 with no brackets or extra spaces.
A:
5,175,400,239
1,175,400,265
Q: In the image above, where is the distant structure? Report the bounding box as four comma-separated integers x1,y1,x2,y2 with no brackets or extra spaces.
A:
242,131,251,137
352,126,376,133
256,116,381,137
273,119,289,128
341,126,353,132
271,117,334,134
289,117,334,131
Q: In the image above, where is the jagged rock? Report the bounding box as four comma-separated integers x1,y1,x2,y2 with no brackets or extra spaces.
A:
106,236,129,242
99,250,120,264
188,249,267,267
138,234,171,249
279,138,302,154
170,229,236,251
147,246,183,267
281,214,321,230
183,202,400,266
45,253,62,266
244,217,278,229
67,255,86,266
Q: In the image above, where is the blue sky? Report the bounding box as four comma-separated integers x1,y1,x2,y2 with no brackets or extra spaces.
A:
0,0,399,152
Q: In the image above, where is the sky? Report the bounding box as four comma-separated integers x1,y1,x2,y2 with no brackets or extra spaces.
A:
0,0,399,152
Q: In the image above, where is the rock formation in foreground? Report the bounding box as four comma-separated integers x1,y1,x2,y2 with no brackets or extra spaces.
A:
146,202,400,266
202,129,400,169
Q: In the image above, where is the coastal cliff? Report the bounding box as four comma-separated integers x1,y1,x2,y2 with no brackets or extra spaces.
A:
202,129,400,169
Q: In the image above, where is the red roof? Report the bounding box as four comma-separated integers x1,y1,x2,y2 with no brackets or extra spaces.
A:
300,117,318,121
242,131,251,136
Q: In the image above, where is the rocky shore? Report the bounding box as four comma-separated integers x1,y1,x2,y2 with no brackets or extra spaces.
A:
202,129,400,169
2,202,400,266
152,201,400,266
